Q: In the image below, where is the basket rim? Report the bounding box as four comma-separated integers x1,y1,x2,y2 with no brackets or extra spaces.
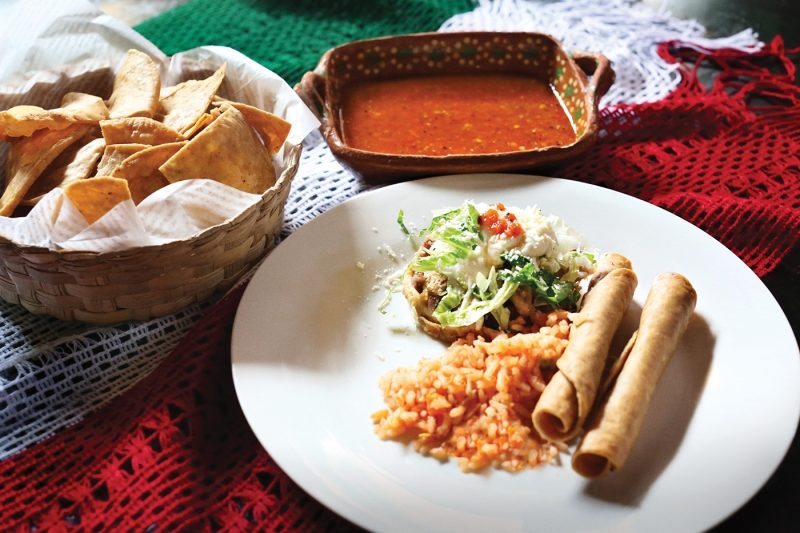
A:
0,143,302,260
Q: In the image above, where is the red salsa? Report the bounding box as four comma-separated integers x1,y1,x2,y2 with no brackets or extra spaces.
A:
341,74,576,156
479,203,525,238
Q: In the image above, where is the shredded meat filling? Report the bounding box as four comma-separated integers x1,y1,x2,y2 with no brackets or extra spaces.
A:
410,270,448,316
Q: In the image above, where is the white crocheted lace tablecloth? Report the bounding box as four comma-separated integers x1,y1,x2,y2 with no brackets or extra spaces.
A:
0,0,760,459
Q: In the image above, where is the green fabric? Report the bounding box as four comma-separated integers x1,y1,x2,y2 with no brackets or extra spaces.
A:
135,0,474,85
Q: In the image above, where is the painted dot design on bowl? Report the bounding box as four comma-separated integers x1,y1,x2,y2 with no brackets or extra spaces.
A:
552,49,587,136
328,34,590,138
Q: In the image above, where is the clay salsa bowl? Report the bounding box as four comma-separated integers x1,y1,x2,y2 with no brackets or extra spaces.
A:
296,32,614,183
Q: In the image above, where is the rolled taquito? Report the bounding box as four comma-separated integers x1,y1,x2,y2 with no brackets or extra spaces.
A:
572,272,697,479
532,253,638,442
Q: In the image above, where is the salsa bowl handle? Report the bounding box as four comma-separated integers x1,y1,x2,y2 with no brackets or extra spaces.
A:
294,50,331,122
572,50,615,102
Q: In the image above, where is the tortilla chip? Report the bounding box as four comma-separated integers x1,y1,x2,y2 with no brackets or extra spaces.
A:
110,141,185,204
0,106,46,141
159,106,276,194
107,49,161,119
63,177,132,224
159,84,180,100
213,101,290,154
100,117,183,145
95,143,149,176
0,124,91,216
61,92,109,116
160,64,226,135
0,93,109,138
182,107,222,138
22,137,106,206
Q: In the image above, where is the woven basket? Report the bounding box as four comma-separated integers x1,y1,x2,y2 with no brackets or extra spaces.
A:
0,144,300,324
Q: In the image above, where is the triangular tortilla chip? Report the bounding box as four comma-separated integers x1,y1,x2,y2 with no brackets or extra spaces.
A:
23,137,106,206
160,64,226,135
95,143,149,176
61,92,110,117
159,106,275,194
0,124,91,216
100,117,183,145
182,107,222,139
63,177,132,224
107,49,161,119
212,100,290,154
0,93,109,138
110,141,185,204
159,83,180,100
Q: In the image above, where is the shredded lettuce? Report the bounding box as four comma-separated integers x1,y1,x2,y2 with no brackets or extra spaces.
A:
474,269,492,297
561,250,596,282
432,266,516,329
475,267,513,329
433,284,465,316
417,206,460,237
433,279,518,327
377,266,406,314
499,250,580,309
411,203,482,273
473,266,501,300
417,203,481,239
397,209,411,237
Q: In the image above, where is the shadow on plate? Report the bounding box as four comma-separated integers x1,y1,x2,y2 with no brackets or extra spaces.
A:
583,311,715,505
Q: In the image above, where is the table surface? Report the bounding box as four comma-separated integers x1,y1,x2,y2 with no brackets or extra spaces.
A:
6,1,799,531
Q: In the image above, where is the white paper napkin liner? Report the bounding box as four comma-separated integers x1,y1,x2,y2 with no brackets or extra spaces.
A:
138,179,261,244
53,198,148,251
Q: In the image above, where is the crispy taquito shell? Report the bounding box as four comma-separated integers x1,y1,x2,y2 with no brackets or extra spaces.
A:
572,272,697,478
532,253,637,442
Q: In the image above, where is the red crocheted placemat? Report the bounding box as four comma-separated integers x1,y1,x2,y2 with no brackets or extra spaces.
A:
561,37,800,279
0,40,797,532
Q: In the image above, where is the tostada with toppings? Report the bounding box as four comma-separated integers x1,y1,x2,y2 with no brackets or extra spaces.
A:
400,201,597,343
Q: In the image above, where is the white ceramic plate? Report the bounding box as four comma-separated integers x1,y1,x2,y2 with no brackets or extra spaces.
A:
231,174,799,533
